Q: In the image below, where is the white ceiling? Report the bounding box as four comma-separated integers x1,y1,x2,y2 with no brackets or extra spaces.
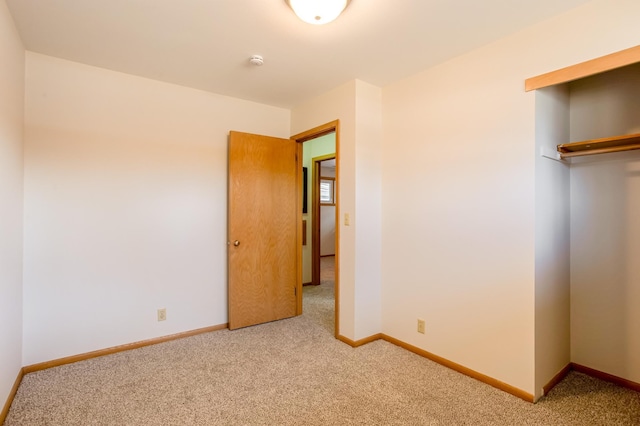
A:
322,158,336,169
6,0,592,109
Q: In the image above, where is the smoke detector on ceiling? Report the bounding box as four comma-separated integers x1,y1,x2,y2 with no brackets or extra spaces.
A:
249,55,264,66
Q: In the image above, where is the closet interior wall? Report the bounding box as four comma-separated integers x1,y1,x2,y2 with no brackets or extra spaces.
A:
568,63,640,384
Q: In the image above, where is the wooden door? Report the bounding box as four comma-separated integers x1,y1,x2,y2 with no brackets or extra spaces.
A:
228,131,300,330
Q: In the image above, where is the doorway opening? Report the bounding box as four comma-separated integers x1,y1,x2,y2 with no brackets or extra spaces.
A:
292,120,340,337
311,155,336,287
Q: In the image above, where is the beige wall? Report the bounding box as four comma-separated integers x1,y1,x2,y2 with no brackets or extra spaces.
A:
0,0,24,406
22,52,290,365
320,205,336,257
534,85,570,400
381,0,640,397
353,81,383,339
569,63,640,140
569,65,640,384
292,81,358,338
291,79,383,341
320,166,336,257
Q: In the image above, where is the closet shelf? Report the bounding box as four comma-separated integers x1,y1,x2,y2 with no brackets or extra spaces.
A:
557,133,640,159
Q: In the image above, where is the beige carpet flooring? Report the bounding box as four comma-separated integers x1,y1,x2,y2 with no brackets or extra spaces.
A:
5,256,640,425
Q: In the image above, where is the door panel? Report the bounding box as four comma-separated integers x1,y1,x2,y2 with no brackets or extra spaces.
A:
228,131,299,330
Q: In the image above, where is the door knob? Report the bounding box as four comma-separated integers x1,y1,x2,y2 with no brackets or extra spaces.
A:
233,240,240,247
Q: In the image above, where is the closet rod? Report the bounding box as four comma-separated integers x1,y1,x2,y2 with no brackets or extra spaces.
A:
557,133,640,159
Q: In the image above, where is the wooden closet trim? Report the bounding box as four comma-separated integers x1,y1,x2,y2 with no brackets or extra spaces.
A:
525,45,640,91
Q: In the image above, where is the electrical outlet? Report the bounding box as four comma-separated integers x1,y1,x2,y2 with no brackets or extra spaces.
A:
417,318,425,334
157,308,167,322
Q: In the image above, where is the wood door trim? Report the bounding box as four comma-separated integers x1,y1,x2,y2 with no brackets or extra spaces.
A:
0,368,24,424
542,363,571,396
544,362,640,396
333,332,534,403
22,323,228,374
337,333,383,348
525,45,640,91
291,120,340,338
571,363,640,393
381,335,535,403
291,121,338,143
296,142,303,315
312,157,320,287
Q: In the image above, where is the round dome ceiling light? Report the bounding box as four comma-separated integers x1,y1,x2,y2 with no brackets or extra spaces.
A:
249,55,264,66
285,0,351,25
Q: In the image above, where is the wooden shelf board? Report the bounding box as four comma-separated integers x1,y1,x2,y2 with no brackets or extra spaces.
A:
557,133,640,158
525,45,640,91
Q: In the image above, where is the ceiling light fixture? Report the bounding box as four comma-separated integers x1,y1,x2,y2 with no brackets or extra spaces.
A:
285,0,351,25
